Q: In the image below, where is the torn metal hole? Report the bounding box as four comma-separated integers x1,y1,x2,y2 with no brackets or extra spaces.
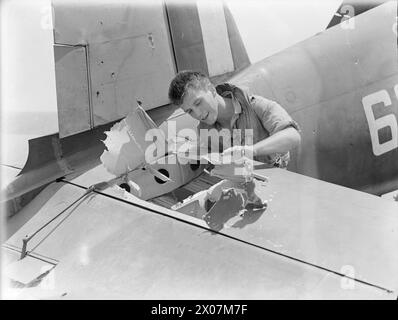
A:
154,169,169,184
190,161,200,171
119,183,131,193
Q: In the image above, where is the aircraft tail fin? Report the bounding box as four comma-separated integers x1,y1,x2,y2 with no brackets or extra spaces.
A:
53,0,250,139
166,0,250,81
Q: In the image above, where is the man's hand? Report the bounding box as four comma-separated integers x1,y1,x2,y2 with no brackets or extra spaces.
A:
221,145,255,162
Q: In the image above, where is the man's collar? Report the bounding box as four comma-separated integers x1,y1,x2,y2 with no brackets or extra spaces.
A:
230,96,242,128
217,90,242,128
231,95,242,114
216,83,247,128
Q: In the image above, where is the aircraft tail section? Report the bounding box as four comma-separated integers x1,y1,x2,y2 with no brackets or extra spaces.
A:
166,0,250,79
53,0,250,139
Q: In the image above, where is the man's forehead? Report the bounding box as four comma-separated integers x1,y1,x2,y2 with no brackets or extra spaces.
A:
182,87,206,104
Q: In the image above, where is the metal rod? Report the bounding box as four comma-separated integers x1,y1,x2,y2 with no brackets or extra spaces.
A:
19,190,90,260
18,172,133,259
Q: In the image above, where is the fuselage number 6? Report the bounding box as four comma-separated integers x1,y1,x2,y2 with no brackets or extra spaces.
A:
362,85,398,156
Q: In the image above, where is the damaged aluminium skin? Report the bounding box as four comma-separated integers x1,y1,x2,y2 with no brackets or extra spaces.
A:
172,154,268,216
100,102,269,217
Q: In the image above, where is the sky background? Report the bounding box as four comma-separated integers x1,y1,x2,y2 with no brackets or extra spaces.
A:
227,0,342,62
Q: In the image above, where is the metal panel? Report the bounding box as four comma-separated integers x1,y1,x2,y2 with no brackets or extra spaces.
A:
341,1,398,84
54,45,91,137
291,75,398,192
11,164,398,292
3,121,114,218
326,0,388,29
89,34,174,125
196,0,234,76
52,0,176,131
53,0,166,45
231,1,397,114
4,255,55,285
65,166,398,293
211,168,398,292
166,0,208,74
228,2,398,194
223,4,250,71
48,159,398,293
3,182,394,299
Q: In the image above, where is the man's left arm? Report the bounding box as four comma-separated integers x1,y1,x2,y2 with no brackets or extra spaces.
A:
251,126,300,158
224,95,301,158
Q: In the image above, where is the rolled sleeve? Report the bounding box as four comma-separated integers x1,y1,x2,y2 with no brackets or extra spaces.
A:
250,95,300,135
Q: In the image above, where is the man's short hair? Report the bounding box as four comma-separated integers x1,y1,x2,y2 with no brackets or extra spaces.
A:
168,70,214,106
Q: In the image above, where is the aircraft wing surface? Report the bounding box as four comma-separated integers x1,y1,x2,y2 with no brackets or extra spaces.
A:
3,167,397,299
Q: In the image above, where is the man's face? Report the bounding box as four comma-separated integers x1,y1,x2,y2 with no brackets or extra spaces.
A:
180,87,218,125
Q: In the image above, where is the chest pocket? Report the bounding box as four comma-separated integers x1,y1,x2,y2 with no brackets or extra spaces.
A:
234,96,270,146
